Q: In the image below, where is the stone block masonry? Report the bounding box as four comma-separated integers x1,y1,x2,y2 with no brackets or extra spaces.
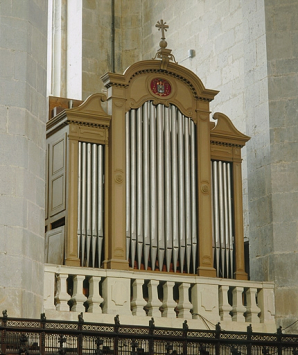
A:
0,0,47,318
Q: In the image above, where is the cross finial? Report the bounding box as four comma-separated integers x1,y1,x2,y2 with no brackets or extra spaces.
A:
156,19,169,40
153,19,177,67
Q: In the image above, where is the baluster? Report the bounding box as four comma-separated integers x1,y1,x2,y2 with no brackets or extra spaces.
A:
232,286,246,322
177,283,192,319
70,275,87,312
87,276,103,313
146,280,162,317
245,288,261,323
219,285,232,321
162,281,177,318
55,273,71,311
131,279,146,316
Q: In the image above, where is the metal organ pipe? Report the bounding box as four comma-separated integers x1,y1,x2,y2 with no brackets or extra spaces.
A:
178,111,186,272
171,105,179,272
86,143,92,267
77,141,105,268
184,117,191,274
164,105,172,272
211,160,234,278
91,144,97,268
130,109,137,267
125,112,130,260
125,101,198,273
150,103,157,270
97,145,104,267
223,162,229,276
157,104,165,270
190,122,197,274
143,102,150,270
81,142,87,266
136,107,143,270
227,164,234,277
212,161,220,277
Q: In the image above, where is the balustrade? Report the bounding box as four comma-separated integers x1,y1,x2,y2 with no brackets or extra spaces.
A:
45,265,275,332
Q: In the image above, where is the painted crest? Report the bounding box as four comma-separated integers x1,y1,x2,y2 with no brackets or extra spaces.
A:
150,78,171,97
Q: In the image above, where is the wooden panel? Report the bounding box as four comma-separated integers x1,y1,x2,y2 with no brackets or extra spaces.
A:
48,133,67,217
45,226,65,264
52,175,64,211
210,144,233,161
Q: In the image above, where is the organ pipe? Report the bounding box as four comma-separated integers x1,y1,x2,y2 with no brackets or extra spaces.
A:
143,102,150,270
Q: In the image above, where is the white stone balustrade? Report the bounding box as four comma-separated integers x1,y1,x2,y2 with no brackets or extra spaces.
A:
44,265,276,332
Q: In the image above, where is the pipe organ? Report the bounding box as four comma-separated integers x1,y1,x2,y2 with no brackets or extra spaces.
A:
45,24,250,279
125,102,197,273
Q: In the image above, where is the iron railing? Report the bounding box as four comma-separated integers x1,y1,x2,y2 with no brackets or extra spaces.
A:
0,312,297,355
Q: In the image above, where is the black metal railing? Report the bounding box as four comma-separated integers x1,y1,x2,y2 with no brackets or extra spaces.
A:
1,311,298,355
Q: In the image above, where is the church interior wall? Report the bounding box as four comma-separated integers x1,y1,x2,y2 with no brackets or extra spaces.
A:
0,0,298,332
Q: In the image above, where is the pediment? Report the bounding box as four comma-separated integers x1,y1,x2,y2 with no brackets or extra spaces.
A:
211,112,250,147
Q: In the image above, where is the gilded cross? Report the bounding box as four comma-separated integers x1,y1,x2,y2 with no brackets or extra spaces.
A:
155,20,169,40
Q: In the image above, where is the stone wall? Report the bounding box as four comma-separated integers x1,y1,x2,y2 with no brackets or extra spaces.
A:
265,0,298,332
0,0,47,317
243,0,272,283
82,0,142,100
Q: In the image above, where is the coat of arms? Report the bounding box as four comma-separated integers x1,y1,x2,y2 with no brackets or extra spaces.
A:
150,78,171,97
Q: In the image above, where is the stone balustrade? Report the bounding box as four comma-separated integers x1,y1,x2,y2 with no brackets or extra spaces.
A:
44,264,276,332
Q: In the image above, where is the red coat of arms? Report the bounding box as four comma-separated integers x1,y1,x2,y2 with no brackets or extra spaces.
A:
150,78,171,97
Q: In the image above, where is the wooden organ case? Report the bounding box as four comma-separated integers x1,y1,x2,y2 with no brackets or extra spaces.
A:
45,23,250,280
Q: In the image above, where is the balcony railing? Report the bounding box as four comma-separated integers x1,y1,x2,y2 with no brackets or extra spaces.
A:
0,313,295,355
44,265,275,333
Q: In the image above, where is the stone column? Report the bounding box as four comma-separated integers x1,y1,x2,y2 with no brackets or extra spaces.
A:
0,1,47,317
